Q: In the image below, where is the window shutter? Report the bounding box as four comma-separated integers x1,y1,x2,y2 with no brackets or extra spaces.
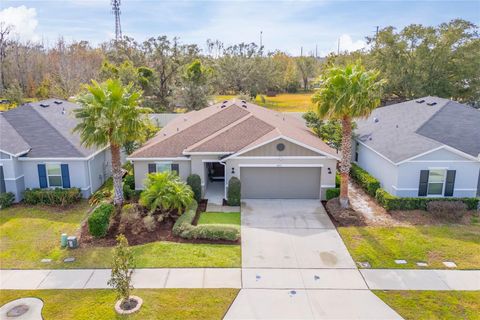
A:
418,170,429,196
171,163,179,175
148,163,156,173
61,164,71,188
444,170,456,197
38,164,48,188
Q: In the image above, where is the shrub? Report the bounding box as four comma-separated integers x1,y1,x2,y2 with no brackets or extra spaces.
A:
326,188,340,200
186,174,202,202
335,173,341,188
88,203,114,237
375,188,479,211
23,188,81,206
227,177,241,206
172,202,240,241
143,214,157,231
350,163,380,197
0,192,15,209
140,172,194,214
124,174,135,190
427,201,467,221
89,178,113,205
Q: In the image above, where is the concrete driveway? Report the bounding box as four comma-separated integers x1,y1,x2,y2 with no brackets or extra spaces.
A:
241,199,356,269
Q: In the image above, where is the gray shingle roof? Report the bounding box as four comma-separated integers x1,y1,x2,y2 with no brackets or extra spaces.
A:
1,99,100,158
0,114,30,156
355,97,480,163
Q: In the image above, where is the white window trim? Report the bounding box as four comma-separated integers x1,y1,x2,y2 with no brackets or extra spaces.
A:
426,169,447,197
46,163,63,188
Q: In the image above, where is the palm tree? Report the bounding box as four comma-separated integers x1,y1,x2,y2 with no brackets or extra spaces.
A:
139,172,194,214
312,63,384,208
75,79,151,206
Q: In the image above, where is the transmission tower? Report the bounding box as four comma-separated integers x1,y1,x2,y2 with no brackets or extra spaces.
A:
111,0,122,41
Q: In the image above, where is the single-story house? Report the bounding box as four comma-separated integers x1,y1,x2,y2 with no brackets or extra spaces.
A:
128,100,340,202
354,96,480,198
0,99,116,202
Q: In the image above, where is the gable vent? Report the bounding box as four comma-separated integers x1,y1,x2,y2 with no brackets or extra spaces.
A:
426,102,437,106
416,99,425,103
40,103,50,108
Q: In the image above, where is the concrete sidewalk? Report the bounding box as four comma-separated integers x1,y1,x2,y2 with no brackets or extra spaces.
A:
0,268,241,290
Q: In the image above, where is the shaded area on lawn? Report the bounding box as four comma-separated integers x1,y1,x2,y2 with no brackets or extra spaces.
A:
0,289,239,320
198,212,241,225
338,225,480,269
374,290,480,320
0,204,241,269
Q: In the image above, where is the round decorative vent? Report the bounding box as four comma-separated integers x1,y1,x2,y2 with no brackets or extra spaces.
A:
276,143,285,151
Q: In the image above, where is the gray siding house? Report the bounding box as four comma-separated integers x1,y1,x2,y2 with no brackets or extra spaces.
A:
354,97,480,198
0,99,114,202
128,100,339,202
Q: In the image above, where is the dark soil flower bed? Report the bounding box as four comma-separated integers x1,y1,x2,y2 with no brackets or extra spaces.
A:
323,198,366,227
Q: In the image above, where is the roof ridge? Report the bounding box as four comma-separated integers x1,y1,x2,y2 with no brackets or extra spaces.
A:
30,103,87,156
184,111,255,152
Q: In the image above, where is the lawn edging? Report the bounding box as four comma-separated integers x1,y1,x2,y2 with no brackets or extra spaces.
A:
173,202,240,241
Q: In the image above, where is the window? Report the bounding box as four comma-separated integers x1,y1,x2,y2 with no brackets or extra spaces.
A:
427,169,445,195
47,164,63,187
156,163,172,173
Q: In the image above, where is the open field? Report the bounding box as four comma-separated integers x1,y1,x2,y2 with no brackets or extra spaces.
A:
215,92,314,112
0,204,241,269
0,289,239,320
338,225,480,269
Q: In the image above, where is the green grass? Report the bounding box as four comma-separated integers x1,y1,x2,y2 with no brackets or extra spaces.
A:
338,225,480,269
198,212,241,225
0,289,239,320
215,92,314,112
375,291,480,320
0,204,241,269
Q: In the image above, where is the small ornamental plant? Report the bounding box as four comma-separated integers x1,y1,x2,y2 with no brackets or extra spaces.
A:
108,235,142,314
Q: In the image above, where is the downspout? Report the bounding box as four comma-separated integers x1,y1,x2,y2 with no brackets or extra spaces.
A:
87,158,93,197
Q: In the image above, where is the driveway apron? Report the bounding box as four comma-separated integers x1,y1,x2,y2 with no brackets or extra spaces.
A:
225,199,402,320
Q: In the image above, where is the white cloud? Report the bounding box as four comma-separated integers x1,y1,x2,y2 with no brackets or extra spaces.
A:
0,6,39,42
337,34,367,53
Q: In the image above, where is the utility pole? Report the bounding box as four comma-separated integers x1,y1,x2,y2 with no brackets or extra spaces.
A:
111,0,122,41
260,30,263,48
337,38,340,55
315,44,318,58
300,46,303,57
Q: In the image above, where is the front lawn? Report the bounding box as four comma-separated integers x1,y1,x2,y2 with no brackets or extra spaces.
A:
198,212,241,225
0,204,241,269
0,289,238,320
338,225,480,269
375,291,480,320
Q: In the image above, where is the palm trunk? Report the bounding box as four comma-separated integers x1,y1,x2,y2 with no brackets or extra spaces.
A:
110,143,124,207
339,116,352,208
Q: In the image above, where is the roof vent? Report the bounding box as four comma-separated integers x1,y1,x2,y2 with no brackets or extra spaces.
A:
61,108,66,115
416,99,425,103
374,117,379,123
221,104,227,108
223,100,228,104
54,100,63,105
241,100,246,103
426,102,437,106
40,103,50,108
242,104,247,108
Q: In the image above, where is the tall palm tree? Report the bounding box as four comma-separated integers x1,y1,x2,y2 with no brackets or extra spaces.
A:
75,79,151,206
312,63,385,208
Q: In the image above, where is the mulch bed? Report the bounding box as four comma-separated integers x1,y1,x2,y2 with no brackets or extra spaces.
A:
79,199,239,247
323,199,367,227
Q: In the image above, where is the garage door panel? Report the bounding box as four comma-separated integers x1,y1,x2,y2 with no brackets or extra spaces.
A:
240,167,321,199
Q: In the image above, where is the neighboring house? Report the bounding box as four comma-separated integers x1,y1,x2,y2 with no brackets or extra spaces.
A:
0,99,116,202
128,100,339,200
354,97,480,198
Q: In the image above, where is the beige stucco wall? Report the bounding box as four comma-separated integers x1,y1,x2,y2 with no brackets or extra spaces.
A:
132,160,191,190
242,138,320,157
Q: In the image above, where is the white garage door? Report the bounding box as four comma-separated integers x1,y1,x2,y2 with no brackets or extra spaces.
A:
240,166,321,199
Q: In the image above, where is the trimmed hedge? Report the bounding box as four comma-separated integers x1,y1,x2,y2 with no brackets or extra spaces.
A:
88,203,114,238
187,174,202,202
326,188,340,200
0,192,15,209
375,188,479,211
173,202,240,241
23,188,81,206
350,163,381,197
227,177,241,206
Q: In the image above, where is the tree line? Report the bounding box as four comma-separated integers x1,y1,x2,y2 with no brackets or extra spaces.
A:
0,19,478,111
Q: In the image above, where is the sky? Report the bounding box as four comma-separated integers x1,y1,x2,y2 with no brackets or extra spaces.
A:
1,0,479,56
